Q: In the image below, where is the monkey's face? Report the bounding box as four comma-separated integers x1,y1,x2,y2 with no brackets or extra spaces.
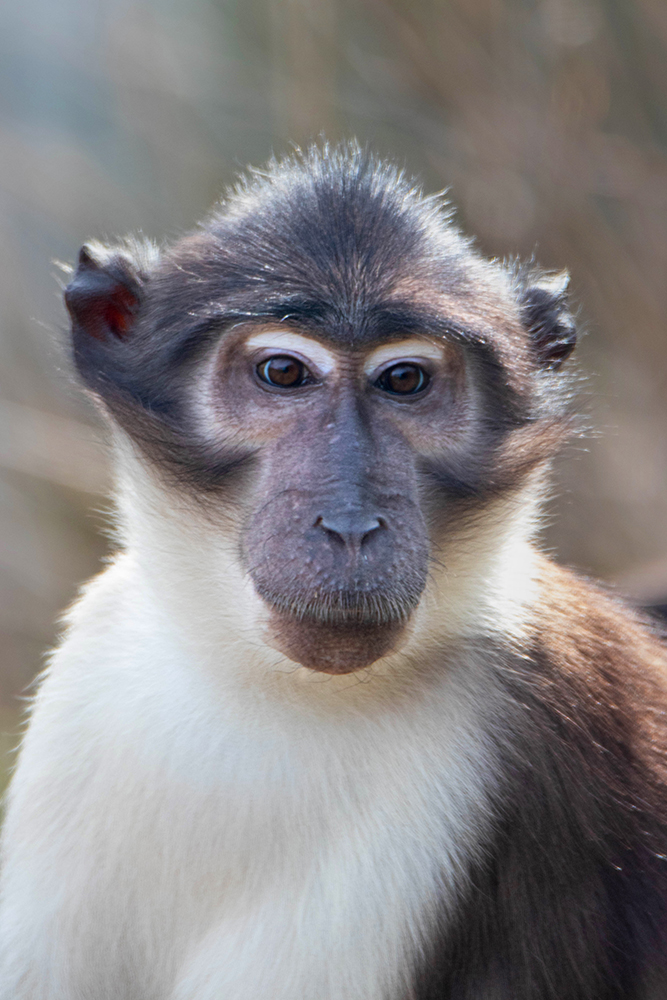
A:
206,327,467,673
65,149,577,677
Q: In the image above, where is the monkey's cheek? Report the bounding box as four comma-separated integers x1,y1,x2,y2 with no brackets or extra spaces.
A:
265,613,408,674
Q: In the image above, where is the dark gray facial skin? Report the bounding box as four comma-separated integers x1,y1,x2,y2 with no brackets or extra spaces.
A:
208,327,467,673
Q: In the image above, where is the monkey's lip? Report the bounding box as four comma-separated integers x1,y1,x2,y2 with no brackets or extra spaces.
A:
259,589,415,629
258,591,415,673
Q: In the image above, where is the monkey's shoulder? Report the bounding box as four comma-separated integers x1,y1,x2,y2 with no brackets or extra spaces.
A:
413,561,667,999
490,557,667,887
532,557,667,717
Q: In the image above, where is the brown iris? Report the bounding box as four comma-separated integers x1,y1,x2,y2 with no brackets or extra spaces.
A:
375,362,429,396
257,356,310,388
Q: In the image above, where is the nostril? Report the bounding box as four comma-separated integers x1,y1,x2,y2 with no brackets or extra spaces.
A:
315,513,385,549
360,517,383,545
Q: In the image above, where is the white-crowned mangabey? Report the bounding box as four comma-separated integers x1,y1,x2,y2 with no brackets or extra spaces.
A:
1,145,667,1000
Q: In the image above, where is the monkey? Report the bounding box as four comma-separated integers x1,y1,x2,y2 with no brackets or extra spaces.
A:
0,143,666,1000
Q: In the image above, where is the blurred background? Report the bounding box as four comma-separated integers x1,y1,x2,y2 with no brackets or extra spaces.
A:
0,0,666,783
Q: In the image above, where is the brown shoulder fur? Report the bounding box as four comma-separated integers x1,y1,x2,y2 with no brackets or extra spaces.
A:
413,558,667,1000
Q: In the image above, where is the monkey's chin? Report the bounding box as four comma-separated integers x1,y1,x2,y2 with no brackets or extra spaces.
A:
265,611,408,674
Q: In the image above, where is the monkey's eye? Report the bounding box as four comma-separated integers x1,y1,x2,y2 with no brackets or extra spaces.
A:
256,355,313,388
374,363,430,396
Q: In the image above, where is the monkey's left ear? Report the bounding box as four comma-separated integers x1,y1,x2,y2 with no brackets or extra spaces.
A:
519,271,577,369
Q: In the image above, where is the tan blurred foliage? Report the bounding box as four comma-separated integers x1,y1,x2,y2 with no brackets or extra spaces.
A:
0,0,666,759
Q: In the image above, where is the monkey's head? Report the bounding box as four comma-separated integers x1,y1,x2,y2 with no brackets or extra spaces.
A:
64,146,577,676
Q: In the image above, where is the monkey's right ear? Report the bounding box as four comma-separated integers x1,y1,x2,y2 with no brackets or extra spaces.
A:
64,240,158,345
519,271,577,369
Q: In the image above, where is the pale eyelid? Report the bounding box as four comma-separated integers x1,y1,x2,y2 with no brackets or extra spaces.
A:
363,339,446,376
245,331,337,375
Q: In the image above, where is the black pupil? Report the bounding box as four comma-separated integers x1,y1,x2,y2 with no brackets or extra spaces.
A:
378,363,427,395
258,356,305,387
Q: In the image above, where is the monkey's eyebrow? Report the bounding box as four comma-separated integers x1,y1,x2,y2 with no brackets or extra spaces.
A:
244,330,337,373
363,339,447,374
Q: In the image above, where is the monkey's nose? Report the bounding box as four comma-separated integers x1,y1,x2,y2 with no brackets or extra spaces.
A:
315,511,384,551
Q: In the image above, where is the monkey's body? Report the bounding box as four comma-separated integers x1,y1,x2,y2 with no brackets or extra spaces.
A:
1,146,666,997
3,550,667,998
0,554,492,1000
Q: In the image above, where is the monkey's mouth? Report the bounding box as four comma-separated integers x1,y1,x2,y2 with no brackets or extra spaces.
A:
263,588,416,627
257,588,417,674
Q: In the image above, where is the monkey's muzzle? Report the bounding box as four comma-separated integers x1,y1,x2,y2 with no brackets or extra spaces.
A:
254,587,420,674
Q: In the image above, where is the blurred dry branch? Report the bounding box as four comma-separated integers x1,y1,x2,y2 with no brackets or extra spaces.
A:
0,0,666,732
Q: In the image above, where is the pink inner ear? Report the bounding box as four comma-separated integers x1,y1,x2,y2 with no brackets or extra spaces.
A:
104,285,138,339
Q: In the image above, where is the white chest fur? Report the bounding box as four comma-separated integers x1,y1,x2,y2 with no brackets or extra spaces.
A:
0,556,497,1000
